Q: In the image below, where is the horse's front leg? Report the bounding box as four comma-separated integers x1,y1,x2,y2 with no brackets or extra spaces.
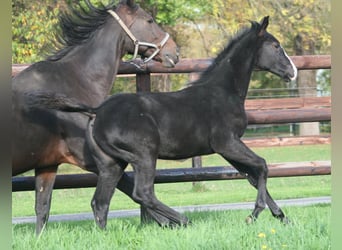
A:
216,138,282,222
34,165,58,235
244,175,287,223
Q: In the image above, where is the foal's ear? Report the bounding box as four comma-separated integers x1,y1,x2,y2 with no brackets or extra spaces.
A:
258,16,269,36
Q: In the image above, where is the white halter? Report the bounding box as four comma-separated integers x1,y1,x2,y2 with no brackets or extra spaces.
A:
107,10,170,63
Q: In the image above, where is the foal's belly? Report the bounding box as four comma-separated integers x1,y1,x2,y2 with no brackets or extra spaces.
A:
157,135,214,160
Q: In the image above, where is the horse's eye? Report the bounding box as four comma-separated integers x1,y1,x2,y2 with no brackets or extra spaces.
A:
147,19,154,23
273,43,280,49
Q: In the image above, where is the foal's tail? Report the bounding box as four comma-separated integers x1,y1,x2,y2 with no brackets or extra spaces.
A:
25,91,97,117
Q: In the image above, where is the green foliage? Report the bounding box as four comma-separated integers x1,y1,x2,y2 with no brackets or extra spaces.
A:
201,0,331,56
137,0,208,25
317,69,331,96
12,0,60,63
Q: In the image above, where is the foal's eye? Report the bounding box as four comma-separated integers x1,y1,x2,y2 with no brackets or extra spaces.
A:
147,19,154,23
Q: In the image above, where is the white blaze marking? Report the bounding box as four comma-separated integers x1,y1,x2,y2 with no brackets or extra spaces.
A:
282,46,298,81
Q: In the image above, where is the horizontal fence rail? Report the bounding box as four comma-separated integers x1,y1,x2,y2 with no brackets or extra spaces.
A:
12,161,331,191
243,135,331,147
12,55,331,193
246,108,331,124
11,55,331,77
245,96,331,110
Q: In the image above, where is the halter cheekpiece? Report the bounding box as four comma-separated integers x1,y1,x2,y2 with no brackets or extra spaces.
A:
107,9,170,64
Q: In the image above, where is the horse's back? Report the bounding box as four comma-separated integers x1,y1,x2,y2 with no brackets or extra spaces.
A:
92,90,214,160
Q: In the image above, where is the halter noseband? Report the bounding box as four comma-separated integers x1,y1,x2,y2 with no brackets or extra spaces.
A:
107,9,170,63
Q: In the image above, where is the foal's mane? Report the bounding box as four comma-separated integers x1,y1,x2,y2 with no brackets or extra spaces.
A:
193,21,260,84
47,0,116,61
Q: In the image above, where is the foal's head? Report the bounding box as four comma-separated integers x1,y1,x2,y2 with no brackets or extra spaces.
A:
254,16,297,81
116,0,179,67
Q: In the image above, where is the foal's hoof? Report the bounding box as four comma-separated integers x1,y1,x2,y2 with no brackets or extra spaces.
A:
281,216,290,225
245,215,256,224
94,216,107,230
164,218,192,229
181,218,192,228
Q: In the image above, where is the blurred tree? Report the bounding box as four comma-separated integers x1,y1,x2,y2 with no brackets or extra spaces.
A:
12,0,113,63
182,0,331,96
12,0,60,63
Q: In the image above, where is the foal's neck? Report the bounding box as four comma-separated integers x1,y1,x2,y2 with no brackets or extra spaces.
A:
216,36,259,101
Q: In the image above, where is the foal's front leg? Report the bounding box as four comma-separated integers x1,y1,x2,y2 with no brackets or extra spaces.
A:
217,138,286,222
244,176,288,223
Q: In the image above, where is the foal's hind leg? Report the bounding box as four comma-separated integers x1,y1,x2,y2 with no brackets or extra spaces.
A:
217,138,285,222
34,165,58,235
91,157,126,229
131,159,190,227
86,119,128,228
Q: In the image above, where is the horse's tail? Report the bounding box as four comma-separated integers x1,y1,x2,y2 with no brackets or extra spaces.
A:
25,91,97,117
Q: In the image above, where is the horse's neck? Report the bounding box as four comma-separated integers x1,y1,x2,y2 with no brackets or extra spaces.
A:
61,22,126,104
216,43,258,101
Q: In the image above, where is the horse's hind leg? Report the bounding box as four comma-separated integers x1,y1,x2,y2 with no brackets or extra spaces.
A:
91,157,126,229
86,119,127,228
34,165,58,235
131,159,190,227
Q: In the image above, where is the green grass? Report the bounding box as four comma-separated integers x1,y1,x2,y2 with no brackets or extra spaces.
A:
12,205,331,250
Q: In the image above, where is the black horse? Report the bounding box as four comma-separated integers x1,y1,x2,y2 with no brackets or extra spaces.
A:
27,16,297,229
12,0,179,234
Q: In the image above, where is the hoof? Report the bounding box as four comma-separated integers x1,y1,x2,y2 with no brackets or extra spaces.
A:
245,215,256,224
281,216,290,225
180,218,192,228
95,216,107,230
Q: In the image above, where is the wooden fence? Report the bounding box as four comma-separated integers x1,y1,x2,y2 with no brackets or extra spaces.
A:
12,55,331,192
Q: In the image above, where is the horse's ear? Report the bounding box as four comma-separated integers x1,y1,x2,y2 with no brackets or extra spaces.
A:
258,16,269,36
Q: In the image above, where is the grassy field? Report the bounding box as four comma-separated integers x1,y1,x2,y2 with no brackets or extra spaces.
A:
12,145,331,249
13,205,331,249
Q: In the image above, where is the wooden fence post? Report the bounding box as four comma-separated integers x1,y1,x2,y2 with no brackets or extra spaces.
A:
136,73,151,92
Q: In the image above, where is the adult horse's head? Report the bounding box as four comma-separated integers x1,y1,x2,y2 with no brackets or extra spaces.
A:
114,0,179,67
254,16,297,81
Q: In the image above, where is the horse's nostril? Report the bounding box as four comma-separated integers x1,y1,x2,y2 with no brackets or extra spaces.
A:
174,55,179,64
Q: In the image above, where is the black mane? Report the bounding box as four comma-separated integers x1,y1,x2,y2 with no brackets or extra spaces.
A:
47,0,116,61
195,21,260,83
